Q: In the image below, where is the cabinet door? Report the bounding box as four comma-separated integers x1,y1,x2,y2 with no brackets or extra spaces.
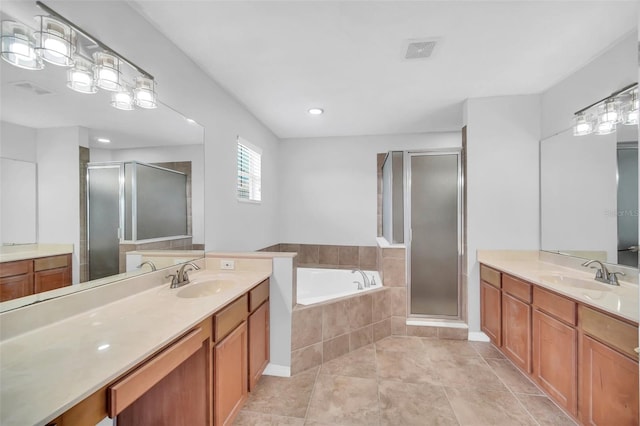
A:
214,321,248,426
0,274,33,301
249,301,269,391
580,335,638,425
532,310,577,415
502,293,531,372
480,281,501,346
34,267,71,294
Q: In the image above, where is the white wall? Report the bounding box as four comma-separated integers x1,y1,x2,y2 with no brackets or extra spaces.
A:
278,132,460,245
541,32,637,139
91,145,205,245
465,95,541,332
0,121,37,161
47,1,281,252
37,127,82,284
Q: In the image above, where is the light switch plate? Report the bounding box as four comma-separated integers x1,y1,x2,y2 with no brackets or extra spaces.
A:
221,259,235,270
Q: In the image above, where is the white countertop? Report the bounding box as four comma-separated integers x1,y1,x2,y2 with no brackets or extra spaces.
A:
478,251,638,323
0,269,270,426
0,244,73,263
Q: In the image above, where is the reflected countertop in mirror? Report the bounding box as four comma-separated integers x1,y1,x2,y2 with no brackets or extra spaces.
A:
0,1,205,312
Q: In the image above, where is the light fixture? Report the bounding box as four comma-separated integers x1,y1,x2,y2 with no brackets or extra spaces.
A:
111,86,134,111
0,21,43,70
573,83,637,136
93,51,121,91
67,56,96,94
2,1,158,113
97,137,111,143
34,15,74,66
573,113,593,136
186,118,196,124
133,76,157,109
308,108,324,115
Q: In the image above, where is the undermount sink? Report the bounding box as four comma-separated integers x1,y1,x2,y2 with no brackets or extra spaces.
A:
540,274,612,292
176,280,236,298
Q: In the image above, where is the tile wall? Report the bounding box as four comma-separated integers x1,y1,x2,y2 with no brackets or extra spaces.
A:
260,244,377,270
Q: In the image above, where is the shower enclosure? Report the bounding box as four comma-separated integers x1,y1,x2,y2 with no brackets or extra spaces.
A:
87,161,188,280
382,150,463,319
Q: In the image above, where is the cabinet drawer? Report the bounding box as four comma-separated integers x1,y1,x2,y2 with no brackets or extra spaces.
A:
249,279,269,312
480,265,501,288
580,306,638,360
533,287,576,326
34,255,70,272
503,275,532,303
215,294,248,342
0,260,31,277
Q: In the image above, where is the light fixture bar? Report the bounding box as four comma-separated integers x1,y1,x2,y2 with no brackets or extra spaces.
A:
35,1,154,80
574,83,637,116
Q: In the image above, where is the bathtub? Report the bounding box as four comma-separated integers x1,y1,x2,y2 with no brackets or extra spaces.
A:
296,267,383,305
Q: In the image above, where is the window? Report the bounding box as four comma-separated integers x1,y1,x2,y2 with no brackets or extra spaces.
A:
237,137,262,202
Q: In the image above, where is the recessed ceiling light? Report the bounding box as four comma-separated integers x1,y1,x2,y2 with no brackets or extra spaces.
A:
308,108,324,115
97,137,111,143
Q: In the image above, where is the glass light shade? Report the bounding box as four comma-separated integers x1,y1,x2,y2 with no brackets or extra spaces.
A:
598,99,620,124
133,76,157,109
111,87,134,110
622,90,639,125
573,113,593,136
67,57,97,94
595,119,616,135
1,21,43,70
34,16,74,66
94,52,121,91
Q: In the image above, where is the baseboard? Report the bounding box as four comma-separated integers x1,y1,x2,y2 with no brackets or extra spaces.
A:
406,319,468,329
468,331,490,342
263,363,291,377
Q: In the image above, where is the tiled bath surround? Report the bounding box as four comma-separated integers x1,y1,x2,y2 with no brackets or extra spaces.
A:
290,287,391,374
260,243,377,270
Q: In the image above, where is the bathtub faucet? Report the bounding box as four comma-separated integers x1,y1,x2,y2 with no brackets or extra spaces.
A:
352,269,370,288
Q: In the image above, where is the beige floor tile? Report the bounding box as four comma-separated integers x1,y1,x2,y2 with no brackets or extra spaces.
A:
375,335,424,352
485,358,542,395
306,375,379,425
320,345,377,379
378,380,459,426
444,387,537,426
515,394,578,426
433,357,508,391
470,341,505,359
421,339,479,360
242,367,318,418
376,348,439,385
234,411,306,425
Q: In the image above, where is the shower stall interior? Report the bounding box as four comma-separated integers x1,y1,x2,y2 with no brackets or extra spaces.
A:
87,161,189,280
382,150,463,320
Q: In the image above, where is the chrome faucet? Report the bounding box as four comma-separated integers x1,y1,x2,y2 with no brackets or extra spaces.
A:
352,269,370,288
581,259,622,286
137,260,157,271
167,262,201,289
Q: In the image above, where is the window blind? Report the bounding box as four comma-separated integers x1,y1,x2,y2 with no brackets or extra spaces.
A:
237,137,262,202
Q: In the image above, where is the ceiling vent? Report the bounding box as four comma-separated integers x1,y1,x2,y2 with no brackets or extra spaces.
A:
403,38,439,60
9,80,54,96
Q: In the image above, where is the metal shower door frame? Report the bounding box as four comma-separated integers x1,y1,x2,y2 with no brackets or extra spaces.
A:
404,149,464,320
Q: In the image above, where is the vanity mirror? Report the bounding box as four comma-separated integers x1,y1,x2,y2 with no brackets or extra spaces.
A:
540,120,638,268
0,1,205,312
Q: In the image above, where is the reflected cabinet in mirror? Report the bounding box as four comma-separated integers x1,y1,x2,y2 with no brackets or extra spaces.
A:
541,124,638,268
0,2,205,311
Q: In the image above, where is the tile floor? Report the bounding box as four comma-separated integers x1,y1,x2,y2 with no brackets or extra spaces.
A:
235,336,577,426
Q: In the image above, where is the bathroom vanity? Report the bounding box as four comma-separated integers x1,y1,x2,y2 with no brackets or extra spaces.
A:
479,252,638,425
0,260,271,426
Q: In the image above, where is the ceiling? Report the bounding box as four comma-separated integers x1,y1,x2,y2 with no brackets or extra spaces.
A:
134,1,638,139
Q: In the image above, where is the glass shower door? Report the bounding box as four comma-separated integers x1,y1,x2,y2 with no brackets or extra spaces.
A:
407,151,461,318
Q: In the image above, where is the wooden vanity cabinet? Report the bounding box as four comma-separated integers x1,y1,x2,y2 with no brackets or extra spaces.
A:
248,279,270,391
532,287,578,415
109,321,212,426
578,306,639,425
480,265,501,346
0,254,71,302
213,294,249,426
501,275,532,372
